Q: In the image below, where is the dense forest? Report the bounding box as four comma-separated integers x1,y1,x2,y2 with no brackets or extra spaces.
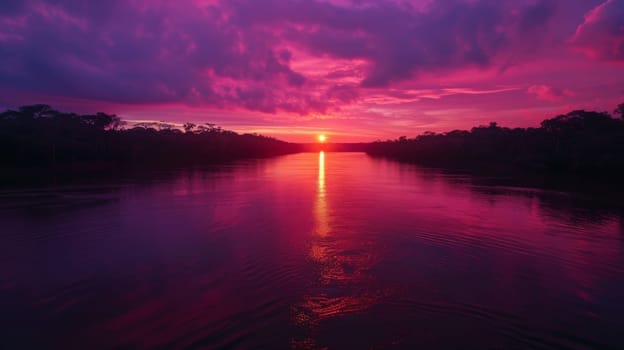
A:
4,103,624,181
0,104,302,171
367,103,624,179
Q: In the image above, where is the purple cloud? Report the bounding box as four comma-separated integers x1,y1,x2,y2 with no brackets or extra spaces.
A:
0,0,609,119
570,0,624,61
227,0,559,86
0,0,310,112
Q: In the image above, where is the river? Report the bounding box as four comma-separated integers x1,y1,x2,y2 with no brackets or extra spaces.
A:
1,152,623,349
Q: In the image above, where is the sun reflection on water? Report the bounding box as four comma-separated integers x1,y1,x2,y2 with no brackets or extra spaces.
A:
318,151,325,195
314,151,329,237
292,152,379,349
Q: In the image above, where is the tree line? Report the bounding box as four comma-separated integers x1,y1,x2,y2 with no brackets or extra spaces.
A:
4,103,624,179
367,103,624,178
0,104,302,170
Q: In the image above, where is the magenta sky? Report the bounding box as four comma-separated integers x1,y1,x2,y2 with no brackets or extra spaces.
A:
1,0,623,142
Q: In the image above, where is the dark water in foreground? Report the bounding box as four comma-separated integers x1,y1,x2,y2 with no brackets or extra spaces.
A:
1,152,624,349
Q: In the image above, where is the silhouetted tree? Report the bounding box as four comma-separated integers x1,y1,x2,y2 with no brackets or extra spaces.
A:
183,123,196,133
82,112,123,130
615,102,624,119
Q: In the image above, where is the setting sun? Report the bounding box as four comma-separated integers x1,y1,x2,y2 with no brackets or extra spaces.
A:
318,134,327,143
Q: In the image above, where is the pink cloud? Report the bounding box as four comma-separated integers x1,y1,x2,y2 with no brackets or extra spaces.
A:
570,0,624,61
528,85,575,102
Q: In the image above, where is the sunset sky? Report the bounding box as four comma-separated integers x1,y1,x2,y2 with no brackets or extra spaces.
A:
1,0,623,142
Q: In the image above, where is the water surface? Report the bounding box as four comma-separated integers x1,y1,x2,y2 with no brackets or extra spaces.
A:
1,152,623,349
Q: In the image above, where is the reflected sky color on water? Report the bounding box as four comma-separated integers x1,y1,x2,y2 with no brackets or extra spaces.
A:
1,153,624,349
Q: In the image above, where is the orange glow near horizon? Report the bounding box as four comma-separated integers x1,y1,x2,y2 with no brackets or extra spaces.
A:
318,134,327,143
